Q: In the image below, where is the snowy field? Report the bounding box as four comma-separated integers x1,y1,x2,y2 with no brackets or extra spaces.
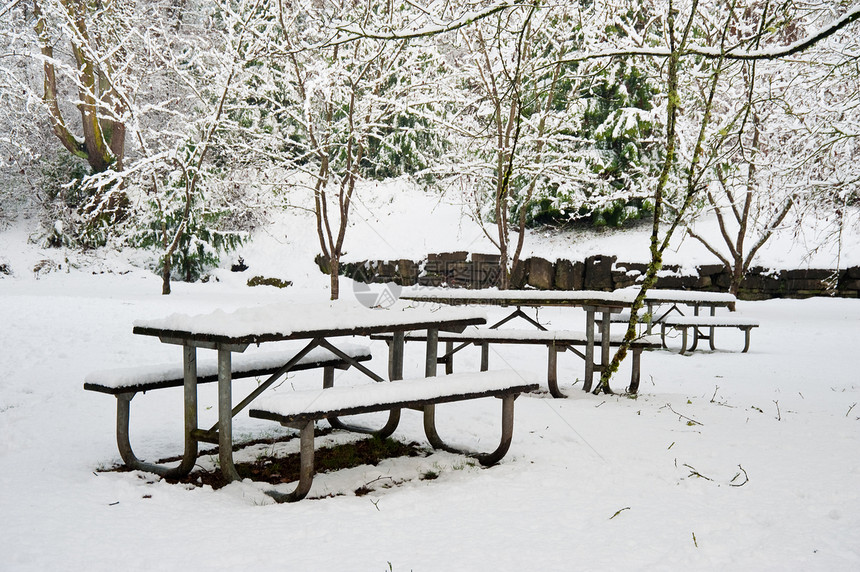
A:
1,190,859,571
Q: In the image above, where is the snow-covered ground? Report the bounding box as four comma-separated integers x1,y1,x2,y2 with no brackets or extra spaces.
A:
1,185,859,570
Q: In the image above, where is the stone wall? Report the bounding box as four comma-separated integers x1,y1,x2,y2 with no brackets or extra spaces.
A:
335,252,860,299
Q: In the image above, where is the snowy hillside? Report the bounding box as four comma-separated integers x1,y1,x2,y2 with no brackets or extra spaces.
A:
1,183,859,571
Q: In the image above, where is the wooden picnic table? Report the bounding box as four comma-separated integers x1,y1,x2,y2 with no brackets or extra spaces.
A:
399,288,737,391
132,299,487,483
639,289,737,332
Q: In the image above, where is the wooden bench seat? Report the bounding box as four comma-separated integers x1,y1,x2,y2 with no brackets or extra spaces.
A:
84,344,372,476
371,327,661,397
249,370,539,502
660,315,759,354
84,344,371,394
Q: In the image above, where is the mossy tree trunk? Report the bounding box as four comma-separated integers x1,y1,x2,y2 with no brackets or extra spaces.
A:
34,0,126,174
594,0,728,394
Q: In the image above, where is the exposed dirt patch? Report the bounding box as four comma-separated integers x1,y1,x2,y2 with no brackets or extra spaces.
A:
106,429,428,492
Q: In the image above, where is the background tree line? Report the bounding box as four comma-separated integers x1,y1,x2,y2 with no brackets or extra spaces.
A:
0,0,857,302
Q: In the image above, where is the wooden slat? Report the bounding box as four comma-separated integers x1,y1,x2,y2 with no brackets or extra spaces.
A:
132,317,486,347
249,383,538,425
83,353,372,395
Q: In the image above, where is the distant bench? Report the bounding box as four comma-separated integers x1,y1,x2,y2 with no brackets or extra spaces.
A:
371,327,661,397
660,315,759,354
84,344,372,476
249,370,539,502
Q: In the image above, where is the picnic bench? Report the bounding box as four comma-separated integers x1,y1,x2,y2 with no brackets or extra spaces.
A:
90,300,501,488
249,370,538,502
84,344,371,477
597,291,759,354
371,327,661,397
598,291,739,331
660,315,759,354
400,288,669,393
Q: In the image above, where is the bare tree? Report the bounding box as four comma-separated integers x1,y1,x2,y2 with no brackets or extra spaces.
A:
590,0,860,394
75,0,271,294
438,1,599,288
267,0,438,299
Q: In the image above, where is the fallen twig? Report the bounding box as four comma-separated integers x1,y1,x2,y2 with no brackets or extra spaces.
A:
683,463,713,481
609,506,631,520
668,404,703,426
847,402,857,418
364,475,394,487
729,465,749,487
709,385,734,408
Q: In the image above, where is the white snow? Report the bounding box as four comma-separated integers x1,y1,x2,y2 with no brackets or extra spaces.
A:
660,315,760,327
84,343,371,390
402,286,641,304
251,370,538,419
133,299,487,339
1,184,859,571
636,289,738,304
403,286,740,306
395,325,662,346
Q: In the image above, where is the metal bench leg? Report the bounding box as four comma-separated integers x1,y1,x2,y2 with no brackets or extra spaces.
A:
218,348,242,483
114,344,200,478
742,327,752,352
660,322,668,348
645,302,655,335
445,341,454,374
115,392,199,478
583,308,595,392
480,342,489,372
628,347,642,394
547,344,565,398
267,420,315,503
425,328,438,377
600,311,612,375
422,395,517,467
709,306,717,350
328,336,401,438
688,327,700,352
679,327,689,355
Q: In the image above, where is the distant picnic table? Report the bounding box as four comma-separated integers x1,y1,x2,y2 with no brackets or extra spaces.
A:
399,288,743,393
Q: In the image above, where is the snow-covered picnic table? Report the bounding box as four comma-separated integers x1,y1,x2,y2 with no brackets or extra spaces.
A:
399,288,740,392
128,299,489,485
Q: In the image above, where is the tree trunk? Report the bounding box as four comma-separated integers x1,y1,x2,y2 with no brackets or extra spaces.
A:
727,263,743,310
162,255,172,295
329,255,340,300
499,245,509,290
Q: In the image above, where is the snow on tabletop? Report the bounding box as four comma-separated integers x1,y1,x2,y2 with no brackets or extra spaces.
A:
401,287,639,304
84,343,370,388
251,370,539,418
133,299,486,338
400,326,661,346
447,328,662,346
430,326,593,341
635,289,738,303
403,286,737,305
